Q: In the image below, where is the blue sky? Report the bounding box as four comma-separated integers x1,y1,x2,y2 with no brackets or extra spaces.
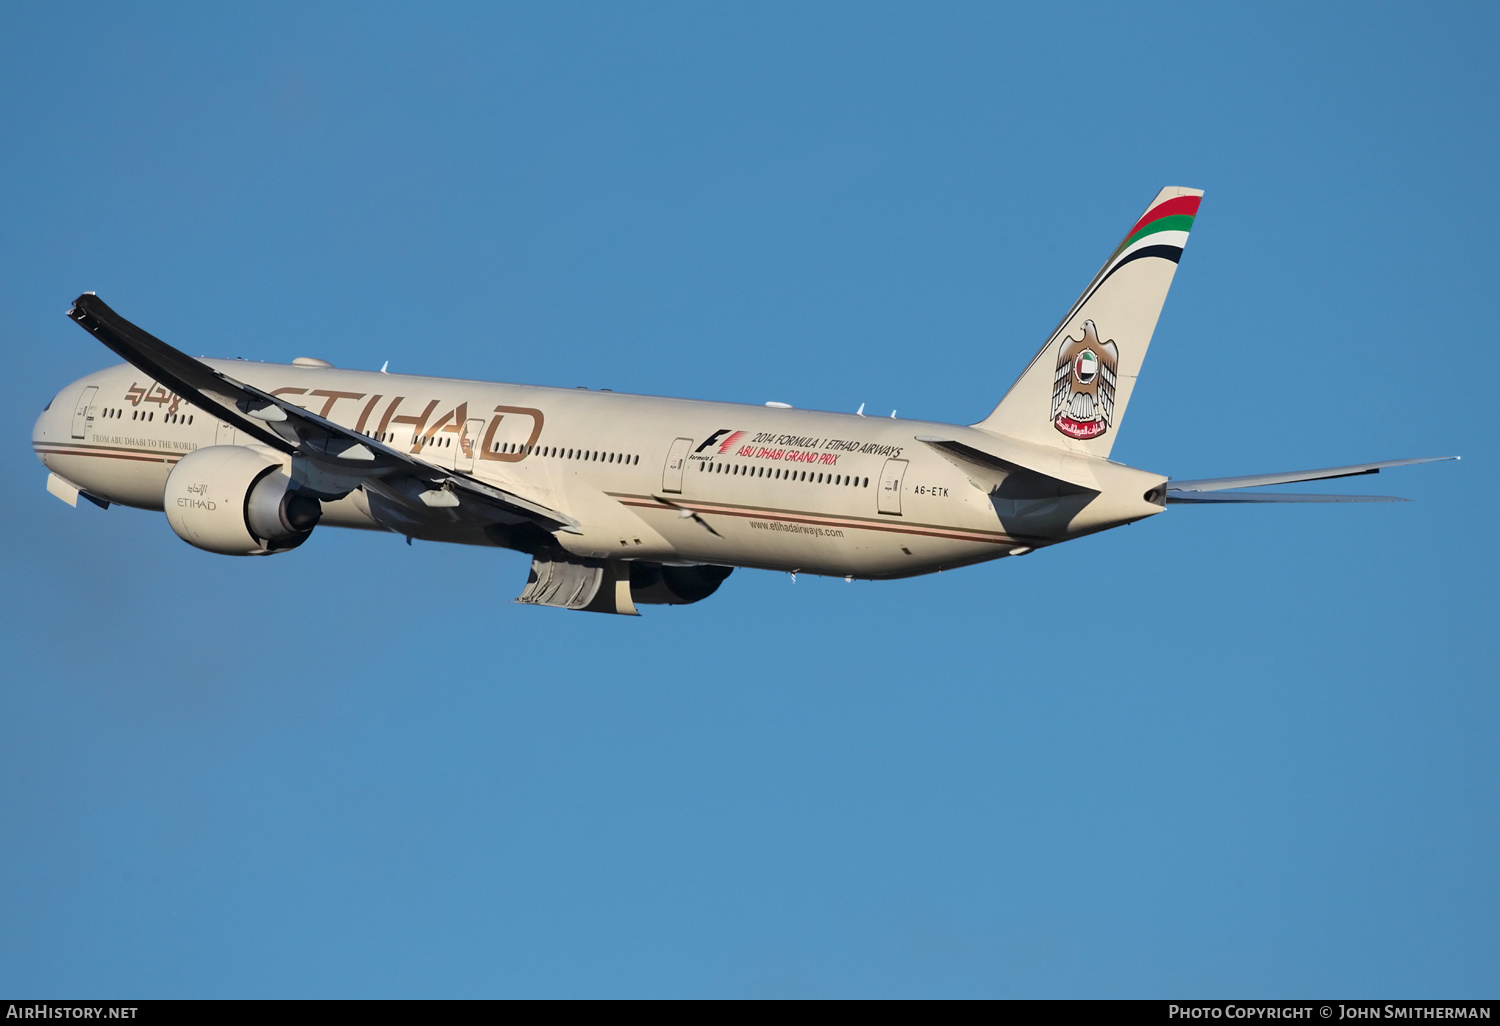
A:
1,2,1495,997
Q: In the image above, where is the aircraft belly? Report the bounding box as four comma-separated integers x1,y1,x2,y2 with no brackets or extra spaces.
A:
37,449,171,511
619,494,1009,577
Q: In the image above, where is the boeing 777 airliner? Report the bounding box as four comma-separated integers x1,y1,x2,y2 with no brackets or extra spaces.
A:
33,188,1453,613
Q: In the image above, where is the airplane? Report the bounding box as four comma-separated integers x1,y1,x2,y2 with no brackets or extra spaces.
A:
32,187,1454,614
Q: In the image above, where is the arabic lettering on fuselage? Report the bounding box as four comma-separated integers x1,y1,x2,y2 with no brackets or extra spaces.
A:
125,381,183,414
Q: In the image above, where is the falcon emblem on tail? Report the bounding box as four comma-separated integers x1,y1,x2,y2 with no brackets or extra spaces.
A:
1051,319,1118,440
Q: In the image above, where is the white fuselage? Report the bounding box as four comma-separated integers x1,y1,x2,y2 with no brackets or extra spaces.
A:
34,359,1167,578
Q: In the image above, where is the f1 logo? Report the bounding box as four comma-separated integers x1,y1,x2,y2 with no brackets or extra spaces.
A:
695,429,732,454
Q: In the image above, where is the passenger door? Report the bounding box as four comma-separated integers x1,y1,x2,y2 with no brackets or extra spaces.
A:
877,458,908,515
459,418,485,472
70,386,97,439
662,437,693,494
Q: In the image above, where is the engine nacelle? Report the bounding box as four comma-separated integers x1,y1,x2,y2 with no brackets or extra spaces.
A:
163,446,322,556
628,562,733,605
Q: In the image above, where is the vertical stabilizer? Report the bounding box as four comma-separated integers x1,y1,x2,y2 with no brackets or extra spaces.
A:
975,187,1202,458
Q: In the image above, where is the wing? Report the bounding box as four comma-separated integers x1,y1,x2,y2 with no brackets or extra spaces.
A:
1166,456,1456,503
66,293,580,534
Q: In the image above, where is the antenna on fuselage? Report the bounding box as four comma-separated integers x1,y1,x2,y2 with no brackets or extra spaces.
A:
380,361,389,373
856,403,865,416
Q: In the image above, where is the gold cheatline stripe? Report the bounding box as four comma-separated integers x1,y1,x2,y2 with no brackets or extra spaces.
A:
611,493,1016,545
35,444,183,464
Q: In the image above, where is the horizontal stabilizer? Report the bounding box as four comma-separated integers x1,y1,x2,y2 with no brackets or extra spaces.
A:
1166,491,1406,504
1169,456,1456,493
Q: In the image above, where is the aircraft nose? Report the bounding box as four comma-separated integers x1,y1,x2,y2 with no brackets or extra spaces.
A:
35,393,56,444
34,380,85,460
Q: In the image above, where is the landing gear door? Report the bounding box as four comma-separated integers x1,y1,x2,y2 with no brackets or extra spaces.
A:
70,386,97,440
877,458,908,515
662,437,693,494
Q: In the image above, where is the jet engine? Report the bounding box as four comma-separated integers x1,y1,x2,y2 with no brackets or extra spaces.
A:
628,562,734,605
163,445,322,555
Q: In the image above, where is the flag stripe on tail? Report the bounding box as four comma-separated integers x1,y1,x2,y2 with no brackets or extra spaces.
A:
1122,213,1197,248
1124,194,1202,240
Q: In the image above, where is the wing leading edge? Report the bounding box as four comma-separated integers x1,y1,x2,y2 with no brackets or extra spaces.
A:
66,293,579,534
